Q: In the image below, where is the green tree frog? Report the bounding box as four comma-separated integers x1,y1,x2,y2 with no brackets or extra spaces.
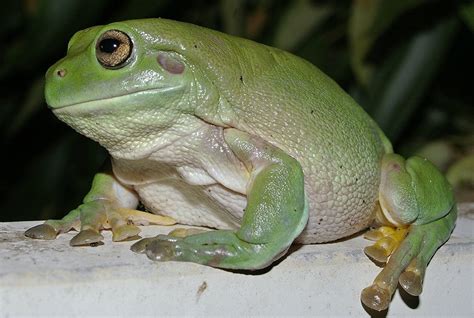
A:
25,19,456,311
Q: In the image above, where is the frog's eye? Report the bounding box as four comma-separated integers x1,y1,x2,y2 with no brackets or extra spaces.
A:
96,30,133,69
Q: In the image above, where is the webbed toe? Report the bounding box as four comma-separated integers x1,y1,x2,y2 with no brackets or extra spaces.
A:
361,284,391,311
70,229,104,246
24,224,58,240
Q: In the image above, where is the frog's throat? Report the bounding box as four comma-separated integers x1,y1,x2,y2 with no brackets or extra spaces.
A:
50,86,180,112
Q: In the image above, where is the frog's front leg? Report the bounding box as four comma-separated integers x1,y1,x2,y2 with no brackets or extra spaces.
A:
131,128,309,270
25,163,175,245
361,154,456,311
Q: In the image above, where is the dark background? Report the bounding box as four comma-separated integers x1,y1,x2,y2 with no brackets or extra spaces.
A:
1,0,473,222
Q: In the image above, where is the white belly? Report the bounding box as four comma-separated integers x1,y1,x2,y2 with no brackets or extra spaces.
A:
134,178,246,230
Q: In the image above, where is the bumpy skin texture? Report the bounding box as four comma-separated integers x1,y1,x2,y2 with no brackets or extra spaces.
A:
26,19,456,312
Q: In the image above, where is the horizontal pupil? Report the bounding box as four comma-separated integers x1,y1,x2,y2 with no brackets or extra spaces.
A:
99,38,120,53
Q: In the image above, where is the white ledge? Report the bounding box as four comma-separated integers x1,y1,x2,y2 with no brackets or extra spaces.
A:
1,203,473,317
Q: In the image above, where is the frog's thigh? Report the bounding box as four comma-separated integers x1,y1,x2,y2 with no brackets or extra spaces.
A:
361,153,456,311
131,129,309,270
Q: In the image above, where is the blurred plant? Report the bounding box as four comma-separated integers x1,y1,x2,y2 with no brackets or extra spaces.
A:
0,0,472,221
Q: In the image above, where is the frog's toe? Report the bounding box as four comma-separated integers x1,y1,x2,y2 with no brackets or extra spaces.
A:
364,245,389,263
111,224,141,242
108,208,175,242
24,223,58,240
168,227,207,238
25,210,80,241
361,284,391,311
114,208,176,226
145,236,182,262
399,269,423,296
131,235,184,261
364,226,396,241
70,229,104,246
364,226,408,263
130,236,158,253
398,255,426,296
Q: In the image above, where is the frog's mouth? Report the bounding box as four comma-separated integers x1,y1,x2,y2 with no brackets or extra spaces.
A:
49,86,180,113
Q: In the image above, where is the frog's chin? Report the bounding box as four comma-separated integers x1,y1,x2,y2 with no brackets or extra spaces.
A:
49,86,180,114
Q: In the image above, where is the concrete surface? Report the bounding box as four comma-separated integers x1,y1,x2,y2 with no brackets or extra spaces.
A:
1,203,473,317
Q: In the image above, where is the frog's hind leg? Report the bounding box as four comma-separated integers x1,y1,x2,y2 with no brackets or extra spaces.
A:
131,129,309,270
361,153,457,311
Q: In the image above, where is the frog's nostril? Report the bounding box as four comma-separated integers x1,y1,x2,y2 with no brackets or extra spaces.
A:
56,69,67,78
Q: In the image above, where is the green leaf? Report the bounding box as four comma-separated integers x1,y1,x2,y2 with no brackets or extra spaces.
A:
367,18,459,140
348,0,428,86
272,0,333,51
220,0,245,36
460,1,474,32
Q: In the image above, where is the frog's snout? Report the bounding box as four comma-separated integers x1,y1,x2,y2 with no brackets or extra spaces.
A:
44,63,69,109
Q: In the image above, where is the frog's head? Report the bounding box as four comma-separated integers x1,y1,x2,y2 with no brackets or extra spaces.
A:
46,19,215,159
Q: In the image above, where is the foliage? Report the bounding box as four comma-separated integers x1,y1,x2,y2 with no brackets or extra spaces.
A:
1,0,473,221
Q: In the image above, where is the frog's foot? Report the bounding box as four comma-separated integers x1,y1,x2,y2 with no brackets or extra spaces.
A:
361,207,457,311
131,229,276,270
361,153,457,311
25,200,175,246
364,226,408,263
